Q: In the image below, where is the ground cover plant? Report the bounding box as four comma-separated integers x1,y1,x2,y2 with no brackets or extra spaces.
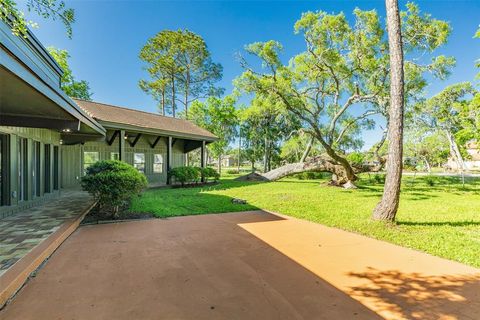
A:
130,174,480,267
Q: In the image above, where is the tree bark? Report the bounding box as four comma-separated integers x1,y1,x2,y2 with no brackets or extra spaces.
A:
300,136,314,163
236,155,383,186
171,73,176,118
372,0,404,222
445,130,465,172
423,157,431,173
263,137,269,173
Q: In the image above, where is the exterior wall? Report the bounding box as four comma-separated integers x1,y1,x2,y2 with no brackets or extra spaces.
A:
0,126,61,219
61,134,186,188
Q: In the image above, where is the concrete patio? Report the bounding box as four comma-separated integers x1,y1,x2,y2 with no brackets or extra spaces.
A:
0,210,479,319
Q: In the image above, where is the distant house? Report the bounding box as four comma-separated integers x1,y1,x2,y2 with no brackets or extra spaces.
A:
221,155,236,168
446,140,480,171
0,19,216,218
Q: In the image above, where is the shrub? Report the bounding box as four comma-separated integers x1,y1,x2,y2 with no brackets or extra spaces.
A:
425,176,436,186
292,171,328,180
169,166,200,186
226,168,239,174
169,166,220,185
81,160,147,217
201,167,220,181
372,174,385,184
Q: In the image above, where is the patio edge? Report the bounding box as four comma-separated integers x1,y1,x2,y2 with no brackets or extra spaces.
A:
0,201,95,308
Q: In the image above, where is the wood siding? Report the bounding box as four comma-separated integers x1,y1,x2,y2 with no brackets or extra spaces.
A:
0,126,61,218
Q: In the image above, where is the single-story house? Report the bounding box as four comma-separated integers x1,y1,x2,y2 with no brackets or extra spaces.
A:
446,140,480,171
0,19,216,219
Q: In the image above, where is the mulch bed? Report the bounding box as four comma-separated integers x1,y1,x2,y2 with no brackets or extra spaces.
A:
81,203,155,225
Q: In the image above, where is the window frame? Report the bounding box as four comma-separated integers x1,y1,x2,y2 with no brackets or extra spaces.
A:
153,154,164,173
83,151,99,173
133,153,146,173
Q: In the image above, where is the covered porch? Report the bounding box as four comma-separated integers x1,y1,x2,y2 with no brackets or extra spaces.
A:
0,190,94,306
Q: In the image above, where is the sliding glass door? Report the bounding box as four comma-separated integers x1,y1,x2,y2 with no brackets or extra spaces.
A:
18,138,28,202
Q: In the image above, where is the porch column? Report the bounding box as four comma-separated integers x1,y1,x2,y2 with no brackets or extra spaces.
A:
166,136,172,185
119,130,125,161
201,140,206,183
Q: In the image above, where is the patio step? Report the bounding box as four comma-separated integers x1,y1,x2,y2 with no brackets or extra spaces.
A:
0,201,94,308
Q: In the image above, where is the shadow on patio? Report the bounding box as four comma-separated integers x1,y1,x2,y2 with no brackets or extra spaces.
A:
0,211,381,319
347,267,480,320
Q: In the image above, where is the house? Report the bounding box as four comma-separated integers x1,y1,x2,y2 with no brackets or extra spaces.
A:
446,140,480,171
0,19,216,219
221,155,237,168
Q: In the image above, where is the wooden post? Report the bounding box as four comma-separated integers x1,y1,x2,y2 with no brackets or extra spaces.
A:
119,130,125,161
166,136,172,185
201,140,206,183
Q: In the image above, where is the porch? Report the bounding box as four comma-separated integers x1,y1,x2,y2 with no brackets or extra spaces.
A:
0,190,94,306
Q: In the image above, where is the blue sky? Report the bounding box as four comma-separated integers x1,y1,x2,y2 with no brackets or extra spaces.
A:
24,0,480,149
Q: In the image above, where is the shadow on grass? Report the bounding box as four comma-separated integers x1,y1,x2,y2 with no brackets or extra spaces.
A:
132,184,261,218
347,267,480,320
396,220,480,227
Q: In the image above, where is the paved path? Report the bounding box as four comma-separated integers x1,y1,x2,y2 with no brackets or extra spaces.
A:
1,211,479,319
0,191,93,277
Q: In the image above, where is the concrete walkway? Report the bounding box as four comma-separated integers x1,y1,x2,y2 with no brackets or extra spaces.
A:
1,211,479,319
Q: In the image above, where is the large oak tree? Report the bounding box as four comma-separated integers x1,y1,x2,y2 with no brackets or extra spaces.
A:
235,3,454,187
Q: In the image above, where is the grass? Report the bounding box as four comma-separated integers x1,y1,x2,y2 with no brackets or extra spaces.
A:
130,174,480,268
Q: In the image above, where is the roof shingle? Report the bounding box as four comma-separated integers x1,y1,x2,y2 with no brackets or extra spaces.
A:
73,99,217,141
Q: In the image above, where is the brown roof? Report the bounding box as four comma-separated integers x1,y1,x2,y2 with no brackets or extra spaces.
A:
73,99,217,141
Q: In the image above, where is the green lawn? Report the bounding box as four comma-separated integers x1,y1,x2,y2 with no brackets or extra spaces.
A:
130,174,480,268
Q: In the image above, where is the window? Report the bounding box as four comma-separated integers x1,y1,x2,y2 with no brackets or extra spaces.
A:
44,144,51,193
84,151,99,173
53,146,59,190
110,152,120,160
153,154,163,173
18,138,28,201
32,141,40,197
134,153,145,173
0,134,10,206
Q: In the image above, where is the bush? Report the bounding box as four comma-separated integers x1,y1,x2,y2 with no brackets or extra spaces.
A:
81,160,147,217
372,174,385,184
425,176,436,186
226,168,240,174
201,167,220,181
169,166,220,186
169,166,201,186
292,171,328,180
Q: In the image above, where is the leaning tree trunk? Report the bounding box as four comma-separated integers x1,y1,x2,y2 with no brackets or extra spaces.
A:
372,0,404,222
300,136,314,163
445,130,465,172
236,155,383,188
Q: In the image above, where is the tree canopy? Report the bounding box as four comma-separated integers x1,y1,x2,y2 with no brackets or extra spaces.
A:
1,0,74,38
188,96,238,172
139,29,223,117
47,47,92,100
235,3,453,185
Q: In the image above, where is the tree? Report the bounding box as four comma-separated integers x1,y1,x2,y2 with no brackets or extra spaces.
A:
139,29,223,117
372,0,405,221
475,27,480,79
188,96,238,174
240,95,300,172
1,0,74,38
417,82,477,172
47,47,93,100
404,130,449,172
236,4,453,187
